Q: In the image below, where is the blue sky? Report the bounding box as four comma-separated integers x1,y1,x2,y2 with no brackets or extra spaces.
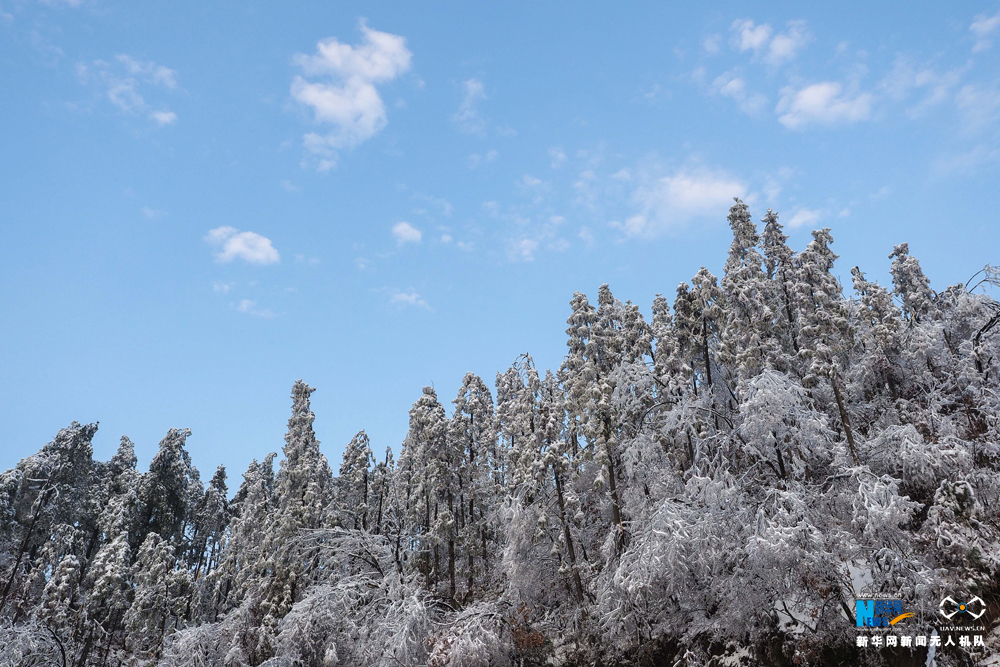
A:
3,1,999,478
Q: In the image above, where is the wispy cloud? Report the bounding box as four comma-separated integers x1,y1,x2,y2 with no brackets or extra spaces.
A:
454,78,487,134
956,83,1000,131
389,290,430,309
765,21,811,66
467,149,498,169
879,56,965,117
702,34,722,55
776,82,872,129
549,147,567,169
392,221,422,244
786,207,821,229
77,54,179,126
711,71,767,115
731,19,773,53
614,165,747,237
511,238,539,261
235,299,275,318
729,19,811,66
971,12,1000,53
291,21,412,170
205,227,280,264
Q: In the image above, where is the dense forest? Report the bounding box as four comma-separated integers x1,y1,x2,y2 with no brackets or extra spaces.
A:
2,200,999,666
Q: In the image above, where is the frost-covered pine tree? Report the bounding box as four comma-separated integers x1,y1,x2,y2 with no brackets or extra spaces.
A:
448,372,497,597
398,385,451,593
5,199,1000,667
124,532,177,662
338,430,374,531
719,197,772,377
761,208,800,368
251,380,334,660
792,228,860,463
137,428,197,550
889,242,936,323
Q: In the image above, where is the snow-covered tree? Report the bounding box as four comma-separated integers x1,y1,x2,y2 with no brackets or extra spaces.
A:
4,200,1000,667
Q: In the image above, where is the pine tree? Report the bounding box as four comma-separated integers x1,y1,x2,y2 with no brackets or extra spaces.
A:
449,373,496,597
339,431,374,531
124,532,176,661
137,428,197,550
889,242,936,323
719,197,771,377
254,380,334,658
400,385,452,595
760,209,799,368
793,228,859,463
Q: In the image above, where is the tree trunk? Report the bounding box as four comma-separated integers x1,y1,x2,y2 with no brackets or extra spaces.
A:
554,469,585,605
447,490,456,600
831,372,860,465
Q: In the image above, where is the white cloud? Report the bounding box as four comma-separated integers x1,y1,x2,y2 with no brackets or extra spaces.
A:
711,71,767,115
78,55,179,125
731,19,773,53
579,226,595,246
390,290,430,309
392,221,422,244
141,206,166,219
729,19,809,66
149,110,177,126
880,56,965,116
765,20,811,66
870,185,892,200
956,83,1000,130
703,34,722,55
512,238,539,261
236,299,275,318
454,78,487,134
549,147,567,169
291,21,412,170
643,83,668,102
280,179,300,192
116,54,177,88
212,281,234,294
619,166,747,237
786,208,821,229
412,193,453,217
971,12,1000,52
205,226,280,264
933,145,1000,176
776,82,872,129
467,149,498,168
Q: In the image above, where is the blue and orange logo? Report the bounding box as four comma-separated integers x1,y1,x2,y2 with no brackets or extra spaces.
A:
856,600,914,627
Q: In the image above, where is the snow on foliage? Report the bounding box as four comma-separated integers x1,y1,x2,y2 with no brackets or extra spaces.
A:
2,201,1000,666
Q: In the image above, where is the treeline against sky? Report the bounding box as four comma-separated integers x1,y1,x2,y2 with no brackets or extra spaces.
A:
3,200,1000,666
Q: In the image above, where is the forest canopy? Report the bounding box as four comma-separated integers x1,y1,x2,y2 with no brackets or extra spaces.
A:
2,199,999,666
